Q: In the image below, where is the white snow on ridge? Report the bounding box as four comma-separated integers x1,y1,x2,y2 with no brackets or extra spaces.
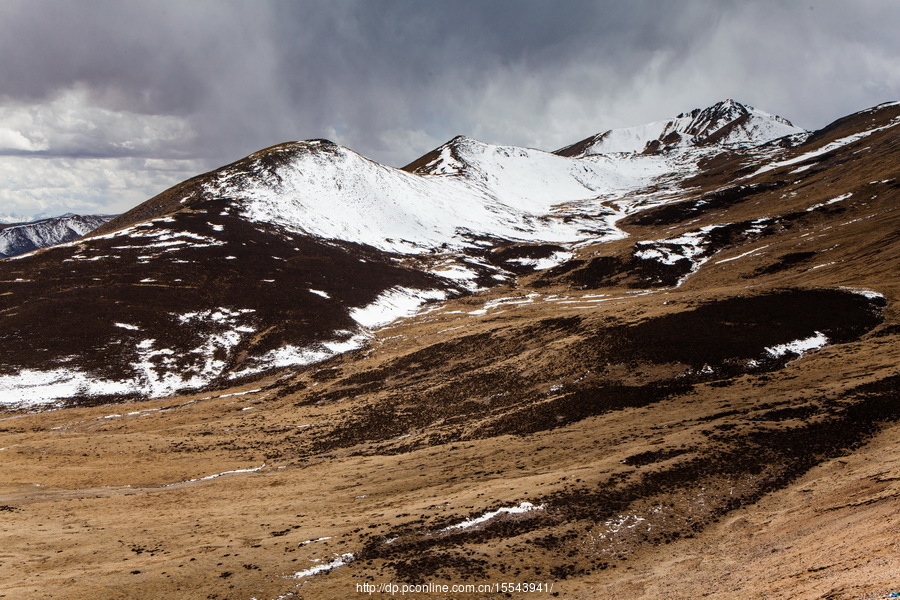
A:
423,144,465,175
228,332,370,380
566,101,804,156
447,137,672,213
750,116,900,177
207,139,675,254
505,251,574,270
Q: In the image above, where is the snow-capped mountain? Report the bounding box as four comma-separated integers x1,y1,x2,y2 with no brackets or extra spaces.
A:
0,99,896,407
93,100,807,264
555,99,806,157
196,136,676,255
0,213,115,258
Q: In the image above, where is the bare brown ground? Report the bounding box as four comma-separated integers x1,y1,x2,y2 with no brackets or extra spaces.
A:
561,420,900,600
1,279,897,599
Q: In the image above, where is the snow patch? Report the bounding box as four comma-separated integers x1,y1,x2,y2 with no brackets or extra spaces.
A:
298,537,331,546
428,263,481,281
217,388,262,398
291,553,354,579
168,464,265,486
229,332,370,379
633,225,723,285
0,369,134,407
349,287,447,328
840,287,885,300
442,501,545,532
595,513,650,540
765,332,828,358
467,293,540,316
806,192,852,211
714,245,769,264
505,251,574,270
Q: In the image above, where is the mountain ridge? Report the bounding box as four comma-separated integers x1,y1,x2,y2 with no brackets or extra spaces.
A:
554,99,806,157
94,100,802,247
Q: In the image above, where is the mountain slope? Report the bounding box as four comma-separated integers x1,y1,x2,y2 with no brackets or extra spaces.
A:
0,213,113,258
0,114,704,404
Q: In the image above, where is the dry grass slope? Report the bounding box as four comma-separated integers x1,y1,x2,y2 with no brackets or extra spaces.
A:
0,103,897,599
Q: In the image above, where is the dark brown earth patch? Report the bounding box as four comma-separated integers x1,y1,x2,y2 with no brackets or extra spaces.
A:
469,384,688,438
622,448,692,467
580,288,884,370
534,254,693,289
750,251,818,276
486,244,568,274
301,288,883,455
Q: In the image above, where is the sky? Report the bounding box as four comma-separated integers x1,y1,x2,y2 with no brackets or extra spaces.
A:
0,0,898,220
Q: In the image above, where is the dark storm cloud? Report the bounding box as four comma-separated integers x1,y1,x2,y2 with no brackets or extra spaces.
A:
261,0,722,156
0,0,735,163
0,0,897,217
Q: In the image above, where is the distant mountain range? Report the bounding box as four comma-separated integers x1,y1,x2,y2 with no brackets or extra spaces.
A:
0,213,115,258
0,212,51,224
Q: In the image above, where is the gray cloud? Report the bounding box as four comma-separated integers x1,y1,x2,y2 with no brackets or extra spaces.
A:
0,0,897,217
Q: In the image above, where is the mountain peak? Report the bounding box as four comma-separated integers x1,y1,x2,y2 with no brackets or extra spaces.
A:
245,139,342,162
402,135,489,175
676,98,749,121
556,100,805,157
